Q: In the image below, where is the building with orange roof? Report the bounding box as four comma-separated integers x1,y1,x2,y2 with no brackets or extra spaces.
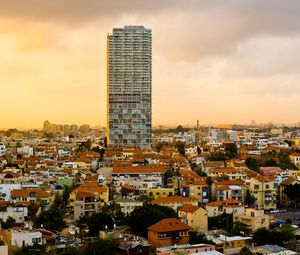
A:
249,176,277,210
112,165,166,186
69,182,109,220
208,167,249,181
178,205,208,231
151,196,198,212
289,152,300,165
148,218,190,247
215,180,245,203
206,199,245,217
202,161,225,171
10,189,51,206
259,166,282,176
179,170,200,184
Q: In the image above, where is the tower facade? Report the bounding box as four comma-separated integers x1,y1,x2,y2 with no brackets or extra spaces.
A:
107,26,152,147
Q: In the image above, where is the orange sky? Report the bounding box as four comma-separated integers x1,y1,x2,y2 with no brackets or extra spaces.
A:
1,1,300,129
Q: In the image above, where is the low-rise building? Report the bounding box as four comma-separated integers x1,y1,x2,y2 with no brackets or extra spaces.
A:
148,218,190,248
208,234,251,255
289,152,300,165
151,196,198,212
10,189,51,206
2,227,44,248
214,180,244,203
147,188,175,200
206,199,245,217
233,208,270,232
70,182,109,220
115,199,143,216
178,205,208,232
0,202,28,224
252,244,296,255
156,243,221,255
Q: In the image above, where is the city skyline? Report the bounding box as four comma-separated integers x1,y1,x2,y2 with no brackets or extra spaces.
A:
1,1,300,129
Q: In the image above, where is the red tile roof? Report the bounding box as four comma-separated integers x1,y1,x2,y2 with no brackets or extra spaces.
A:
113,165,165,174
217,180,244,186
148,218,190,233
151,196,198,205
281,177,298,186
178,205,201,213
11,189,51,198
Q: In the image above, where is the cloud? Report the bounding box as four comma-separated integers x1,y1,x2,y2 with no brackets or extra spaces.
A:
1,1,300,128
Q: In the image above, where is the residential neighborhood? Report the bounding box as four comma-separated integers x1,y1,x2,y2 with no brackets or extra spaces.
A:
0,124,299,254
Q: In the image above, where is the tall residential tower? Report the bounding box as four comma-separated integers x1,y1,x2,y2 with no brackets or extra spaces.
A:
107,26,152,147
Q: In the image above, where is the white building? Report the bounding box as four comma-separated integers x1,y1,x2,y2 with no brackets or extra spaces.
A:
0,183,22,201
0,205,28,224
16,146,34,157
0,143,6,156
10,228,43,247
115,199,143,215
226,130,238,142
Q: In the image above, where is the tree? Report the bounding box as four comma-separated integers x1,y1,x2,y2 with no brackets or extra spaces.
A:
252,226,294,246
99,148,105,161
252,228,276,245
206,176,213,201
245,157,260,172
208,213,233,232
263,158,278,167
175,125,184,133
78,212,113,236
207,152,227,161
231,221,251,236
239,247,253,255
62,185,74,207
189,231,214,245
175,141,185,155
245,192,256,208
83,239,118,255
13,244,48,255
128,204,177,237
101,202,125,225
0,216,16,229
284,183,300,207
28,203,40,223
35,207,66,231
155,141,170,152
224,143,238,159
280,223,296,242
197,146,202,155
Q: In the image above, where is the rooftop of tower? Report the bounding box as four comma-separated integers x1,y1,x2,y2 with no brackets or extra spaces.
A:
110,25,151,34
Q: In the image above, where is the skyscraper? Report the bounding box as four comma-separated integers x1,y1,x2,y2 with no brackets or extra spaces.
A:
107,26,152,148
